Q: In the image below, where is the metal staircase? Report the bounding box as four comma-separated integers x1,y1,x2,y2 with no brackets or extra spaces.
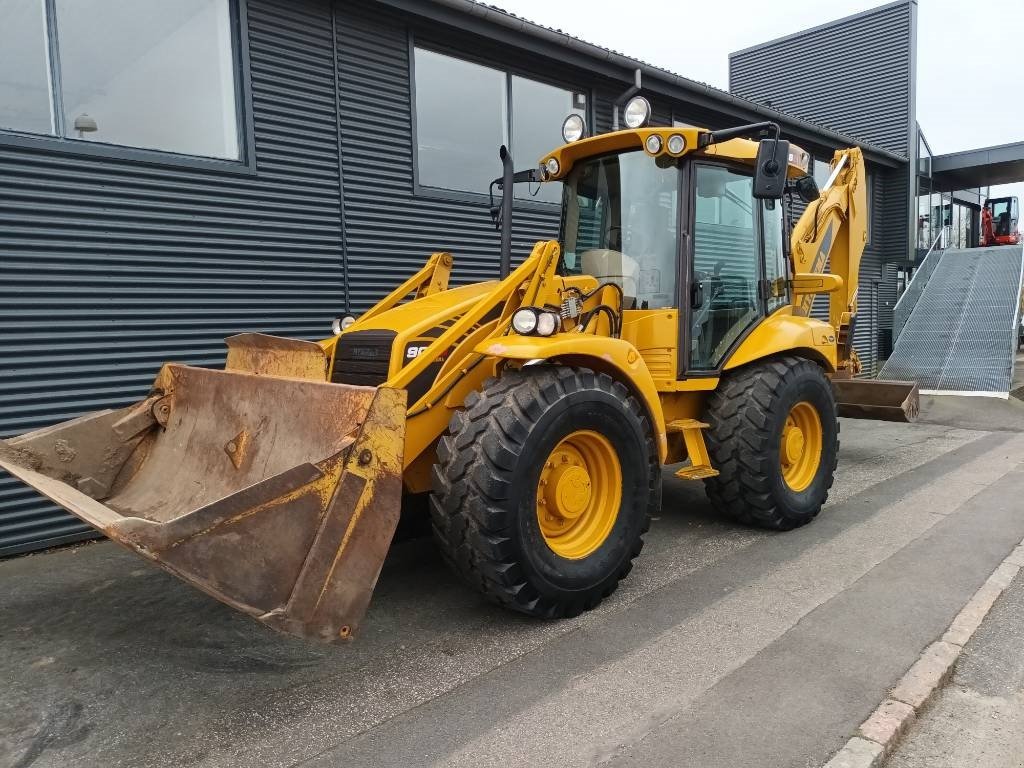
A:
880,245,1024,396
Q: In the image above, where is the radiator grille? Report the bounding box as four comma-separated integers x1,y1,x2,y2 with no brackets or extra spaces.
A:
331,329,395,387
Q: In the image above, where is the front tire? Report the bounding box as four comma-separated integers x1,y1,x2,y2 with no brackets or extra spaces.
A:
430,367,658,618
703,356,838,531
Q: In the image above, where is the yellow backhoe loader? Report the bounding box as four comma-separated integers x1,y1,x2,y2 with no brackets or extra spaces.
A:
0,97,918,643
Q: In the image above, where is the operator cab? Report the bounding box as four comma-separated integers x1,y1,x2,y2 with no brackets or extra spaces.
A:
986,196,1019,238
553,96,809,375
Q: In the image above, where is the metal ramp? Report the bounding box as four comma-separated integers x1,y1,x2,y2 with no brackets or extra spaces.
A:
880,245,1024,396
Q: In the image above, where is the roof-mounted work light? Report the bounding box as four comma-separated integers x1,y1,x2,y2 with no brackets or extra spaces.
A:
622,96,652,129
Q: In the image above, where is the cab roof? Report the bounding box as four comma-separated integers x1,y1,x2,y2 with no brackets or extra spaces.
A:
542,127,812,181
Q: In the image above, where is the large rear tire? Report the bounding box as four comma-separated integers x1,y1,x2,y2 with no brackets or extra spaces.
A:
430,367,659,618
703,356,838,531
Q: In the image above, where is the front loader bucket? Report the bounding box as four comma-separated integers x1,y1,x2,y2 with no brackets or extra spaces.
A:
0,363,406,643
833,378,920,423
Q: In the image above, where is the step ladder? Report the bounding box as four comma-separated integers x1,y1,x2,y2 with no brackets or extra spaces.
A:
667,419,719,480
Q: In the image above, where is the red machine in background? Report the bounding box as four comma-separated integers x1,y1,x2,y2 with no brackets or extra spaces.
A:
981,196,1020,246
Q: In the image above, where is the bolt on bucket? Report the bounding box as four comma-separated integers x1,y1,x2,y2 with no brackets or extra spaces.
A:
0,350,406,644
832,378,920,423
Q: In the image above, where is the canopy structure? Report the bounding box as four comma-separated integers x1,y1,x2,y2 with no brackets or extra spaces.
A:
930,141,1024,192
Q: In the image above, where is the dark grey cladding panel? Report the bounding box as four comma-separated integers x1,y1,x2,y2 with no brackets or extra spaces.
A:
335,4,571,305
729,1,915,157
0,0,345,555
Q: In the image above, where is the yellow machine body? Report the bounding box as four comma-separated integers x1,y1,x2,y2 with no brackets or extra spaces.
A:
0,125,917,643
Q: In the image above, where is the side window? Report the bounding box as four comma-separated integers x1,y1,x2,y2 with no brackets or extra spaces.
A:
0,0,53,135
690,166,762,370
413,49,507,195
511,76,586,203
413,47,587,199
813,158,832,189
763,199,789,313
1,0,243,160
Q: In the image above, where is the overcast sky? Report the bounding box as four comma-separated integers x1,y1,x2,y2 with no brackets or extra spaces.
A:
500,0,1024,206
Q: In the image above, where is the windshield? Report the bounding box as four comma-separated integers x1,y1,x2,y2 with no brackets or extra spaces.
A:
559,151,680,309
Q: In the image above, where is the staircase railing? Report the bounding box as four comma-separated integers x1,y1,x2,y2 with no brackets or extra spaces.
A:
893,225,950,342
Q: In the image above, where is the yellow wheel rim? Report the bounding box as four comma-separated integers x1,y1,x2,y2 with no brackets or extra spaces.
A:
536,430,621,560
780,401,823,492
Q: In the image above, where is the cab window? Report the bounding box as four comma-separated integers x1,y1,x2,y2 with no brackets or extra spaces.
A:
561,151,680,309
690,165,762,369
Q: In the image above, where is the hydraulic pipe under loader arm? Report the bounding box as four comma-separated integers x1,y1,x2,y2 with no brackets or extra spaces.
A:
790,147,919,422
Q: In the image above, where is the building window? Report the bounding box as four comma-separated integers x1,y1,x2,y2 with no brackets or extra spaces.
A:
0,0,241,160
812,158,832,190
0,1,54,136
511,76,586,203
413,49,507,197
413,46,587,200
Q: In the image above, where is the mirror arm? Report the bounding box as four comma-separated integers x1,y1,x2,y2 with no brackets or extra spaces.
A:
698,121,780,149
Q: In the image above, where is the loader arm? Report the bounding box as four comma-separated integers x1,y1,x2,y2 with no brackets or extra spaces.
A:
790,148,918,421
790,148,868,376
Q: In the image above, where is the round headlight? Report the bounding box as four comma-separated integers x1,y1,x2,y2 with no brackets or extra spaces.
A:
645,134,663,154
512,308,539,335
561,114,586,143
544,157,560,177
623,96,652,129
667,133,687,155
332,315,356,335
535,311,559,337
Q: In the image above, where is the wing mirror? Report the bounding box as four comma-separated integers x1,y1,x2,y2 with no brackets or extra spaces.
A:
794,175,821,204
753,138,790,200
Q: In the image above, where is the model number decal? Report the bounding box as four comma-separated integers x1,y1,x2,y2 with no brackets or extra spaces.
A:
404,342,451,363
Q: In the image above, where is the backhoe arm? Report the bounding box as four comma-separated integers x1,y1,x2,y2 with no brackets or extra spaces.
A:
790,148,868,375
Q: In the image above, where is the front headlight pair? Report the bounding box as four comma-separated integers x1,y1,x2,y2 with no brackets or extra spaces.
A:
512,307,560,337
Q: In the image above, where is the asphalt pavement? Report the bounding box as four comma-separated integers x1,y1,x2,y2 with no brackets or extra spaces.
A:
2,397,1024,768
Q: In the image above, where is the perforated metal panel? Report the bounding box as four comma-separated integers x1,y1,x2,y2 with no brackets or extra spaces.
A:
880,246,1024,393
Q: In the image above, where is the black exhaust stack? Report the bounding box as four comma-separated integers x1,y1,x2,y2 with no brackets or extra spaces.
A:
498,145,514,279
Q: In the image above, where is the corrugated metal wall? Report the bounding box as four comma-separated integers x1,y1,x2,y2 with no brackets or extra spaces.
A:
728,0,916,360
335,4,567,304
0,0,345,555
728,1,914,157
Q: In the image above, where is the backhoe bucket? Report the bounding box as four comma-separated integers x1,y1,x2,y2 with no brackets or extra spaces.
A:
833,378,920,423
0,361,406,643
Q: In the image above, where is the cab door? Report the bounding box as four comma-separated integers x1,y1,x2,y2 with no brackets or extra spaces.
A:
686,163,766,372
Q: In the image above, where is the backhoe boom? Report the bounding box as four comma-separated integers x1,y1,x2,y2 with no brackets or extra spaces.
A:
791,148,868,374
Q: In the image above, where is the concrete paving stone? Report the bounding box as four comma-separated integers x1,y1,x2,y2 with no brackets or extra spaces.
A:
1005,544,1024,568
857,699,915,748
822,737,884,768
943,561,1022,647
890,642,961,709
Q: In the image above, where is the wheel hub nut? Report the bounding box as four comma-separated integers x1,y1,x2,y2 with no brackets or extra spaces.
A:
784,426,805,464
547,465,591,520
